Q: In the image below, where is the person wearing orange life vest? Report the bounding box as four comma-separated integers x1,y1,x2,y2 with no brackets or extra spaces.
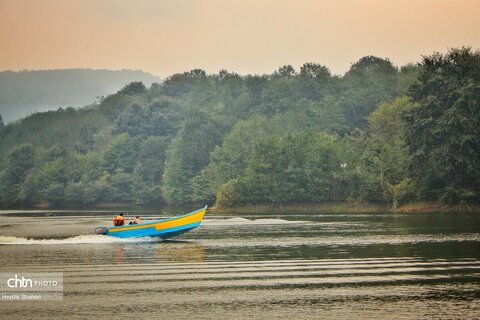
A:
113,213,126,226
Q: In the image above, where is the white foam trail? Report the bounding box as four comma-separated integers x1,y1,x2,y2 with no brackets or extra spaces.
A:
204,218,301,226
0,235,160,245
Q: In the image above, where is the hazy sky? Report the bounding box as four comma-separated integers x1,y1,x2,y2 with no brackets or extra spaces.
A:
1,0,479,77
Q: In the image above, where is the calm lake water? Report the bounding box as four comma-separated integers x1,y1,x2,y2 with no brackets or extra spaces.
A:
0,210,479,319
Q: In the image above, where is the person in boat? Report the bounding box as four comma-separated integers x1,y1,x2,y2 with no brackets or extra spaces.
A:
129,215,142,225
113,213,125,226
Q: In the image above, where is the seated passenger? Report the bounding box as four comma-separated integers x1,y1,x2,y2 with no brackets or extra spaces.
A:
134,216,142,224
113,213,125,226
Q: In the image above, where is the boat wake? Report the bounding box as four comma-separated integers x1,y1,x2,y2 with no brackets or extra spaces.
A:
204,217,302,226
0,235,161,245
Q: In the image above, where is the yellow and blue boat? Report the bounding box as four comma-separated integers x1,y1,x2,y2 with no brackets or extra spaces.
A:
95,206,207,239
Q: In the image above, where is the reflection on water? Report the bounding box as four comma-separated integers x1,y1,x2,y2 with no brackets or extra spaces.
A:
0,241,206,266
0,211,479,319
113,241,205,264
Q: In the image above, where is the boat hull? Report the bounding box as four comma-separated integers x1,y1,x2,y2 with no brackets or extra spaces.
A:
99,206,207,239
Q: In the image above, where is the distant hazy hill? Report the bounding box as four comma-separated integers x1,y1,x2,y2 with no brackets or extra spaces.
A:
0,69,161,122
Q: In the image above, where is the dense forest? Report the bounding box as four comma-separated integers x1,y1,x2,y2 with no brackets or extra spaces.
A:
0,48,478,209
0,69,160,122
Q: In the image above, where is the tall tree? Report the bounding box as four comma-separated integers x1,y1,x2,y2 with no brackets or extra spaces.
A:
297,63,332,100
340,56,399,129
274,65,296,78
162,110,224,204
359,97,414,208
405,47,480,204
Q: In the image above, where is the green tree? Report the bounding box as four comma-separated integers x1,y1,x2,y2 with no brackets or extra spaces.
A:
0,114,4,132
146,97,184,137
404,47,480,204
114,97,185,137
244,75,268,112
103,133,138,173
118,81,146,95
0,144,35,205
259,78,296,115
301,96,348,134
64,183,85,205
37,158,67,205
274,65,296,78
132,136,168,205
296,63,332,100
110,170,135,201
114,104,149,136
340,56,399,129
194,117,273,197
359,97,414,208
162,110,224,204
398,64,420,95
161,69,207,97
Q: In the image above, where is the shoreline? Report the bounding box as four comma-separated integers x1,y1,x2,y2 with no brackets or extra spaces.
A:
1,201,479,214
210,202,480,214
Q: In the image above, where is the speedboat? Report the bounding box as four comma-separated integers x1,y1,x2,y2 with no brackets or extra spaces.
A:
95,206,207,239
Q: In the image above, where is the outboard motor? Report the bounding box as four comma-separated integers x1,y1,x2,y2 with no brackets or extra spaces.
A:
95,227,108,235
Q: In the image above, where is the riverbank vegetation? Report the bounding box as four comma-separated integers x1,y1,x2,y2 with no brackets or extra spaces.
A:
0,48,478,210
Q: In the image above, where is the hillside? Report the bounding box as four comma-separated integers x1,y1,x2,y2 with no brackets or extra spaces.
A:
0,69,161,122
0,48,478,209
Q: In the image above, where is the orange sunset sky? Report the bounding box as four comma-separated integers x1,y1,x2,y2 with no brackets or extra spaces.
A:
1,0,479,77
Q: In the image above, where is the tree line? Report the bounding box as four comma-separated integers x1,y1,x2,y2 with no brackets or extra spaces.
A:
0,48,478,209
